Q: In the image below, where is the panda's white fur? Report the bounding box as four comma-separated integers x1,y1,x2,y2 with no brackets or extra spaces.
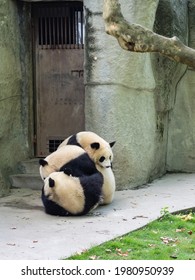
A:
58,131,115,168
58,131,116,205
96,165,115,205
42,171,103,216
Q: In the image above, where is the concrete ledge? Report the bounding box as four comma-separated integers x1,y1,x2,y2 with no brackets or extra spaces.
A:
9,174,42,190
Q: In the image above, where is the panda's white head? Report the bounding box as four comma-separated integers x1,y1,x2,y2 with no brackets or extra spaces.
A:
43,171,85,215
87,141,115,168
57,131,116,169
43,172,67,201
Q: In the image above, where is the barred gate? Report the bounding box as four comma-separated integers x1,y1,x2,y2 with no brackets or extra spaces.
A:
32,1,85,156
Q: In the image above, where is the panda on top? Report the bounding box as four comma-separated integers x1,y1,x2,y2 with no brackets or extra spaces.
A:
40,131,116,216
58,131,116,205
58,131,115,169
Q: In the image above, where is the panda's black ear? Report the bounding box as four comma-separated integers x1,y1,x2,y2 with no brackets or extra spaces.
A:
91,142,100,150
49,178,55,188
109,141,116,148
39,159,48,167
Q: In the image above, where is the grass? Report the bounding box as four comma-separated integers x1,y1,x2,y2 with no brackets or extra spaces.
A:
67,210,195,260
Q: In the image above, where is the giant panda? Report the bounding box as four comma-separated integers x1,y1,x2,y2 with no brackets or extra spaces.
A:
58,131,116,204
39,145,98,180
41,170,103,216
58,131,115,169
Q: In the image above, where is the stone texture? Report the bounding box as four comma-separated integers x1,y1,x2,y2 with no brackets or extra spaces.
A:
0,0,32,196
85,84,159,189
166,0,195,172
84,0,171,189
167,70,195,172
189,1,195,49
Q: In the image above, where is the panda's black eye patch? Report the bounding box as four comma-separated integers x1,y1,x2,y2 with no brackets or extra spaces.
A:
99,156,105,163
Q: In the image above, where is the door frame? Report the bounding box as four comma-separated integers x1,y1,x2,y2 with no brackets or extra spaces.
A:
31,0,85,157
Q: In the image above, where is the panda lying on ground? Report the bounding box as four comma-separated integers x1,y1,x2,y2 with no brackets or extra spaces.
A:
42,169,103,216
40,145,103,216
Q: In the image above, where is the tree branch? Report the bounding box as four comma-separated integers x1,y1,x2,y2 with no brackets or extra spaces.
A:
103,0,195,69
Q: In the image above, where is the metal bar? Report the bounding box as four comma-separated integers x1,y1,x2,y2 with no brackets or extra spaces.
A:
63,7,67,48
81,10,84,48
76,9,79,49
48,8,51,48
60,8,62,48
36,2,84,50
73,7,76,48
44,8,48,49
56,10,60,48
68,7,71,49
39,8,43,48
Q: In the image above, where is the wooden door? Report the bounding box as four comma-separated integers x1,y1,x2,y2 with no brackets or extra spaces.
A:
32,1,84,156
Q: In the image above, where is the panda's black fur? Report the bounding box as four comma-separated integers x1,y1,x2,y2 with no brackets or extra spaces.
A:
41,188,70,216
59,153,97,177
78,173,103,215
66,134,81,147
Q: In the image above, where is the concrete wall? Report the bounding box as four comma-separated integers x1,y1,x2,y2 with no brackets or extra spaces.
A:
0,0,32,196
84,0,189,189
167,0,195,172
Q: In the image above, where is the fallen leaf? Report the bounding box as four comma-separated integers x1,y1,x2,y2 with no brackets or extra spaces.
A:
176,228,185,232
89,255,98,260
115,248,128,257
116,248,121,253
33,240,38,243
148,244,156,247
177,213,193,221
160,236,178,245
117,251,129,257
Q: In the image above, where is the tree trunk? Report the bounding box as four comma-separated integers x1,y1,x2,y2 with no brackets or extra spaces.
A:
103,0,195,69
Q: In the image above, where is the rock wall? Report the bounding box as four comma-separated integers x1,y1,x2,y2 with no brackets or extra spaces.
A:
0,0,32,196
84,0,191,190
84,0,166,189
166,0,195,172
